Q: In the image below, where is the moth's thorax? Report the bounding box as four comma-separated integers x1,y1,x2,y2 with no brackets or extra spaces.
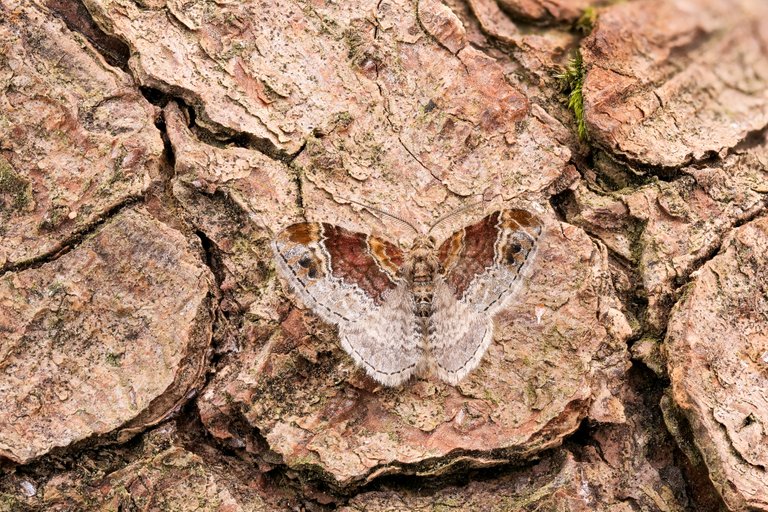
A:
407,236,439,319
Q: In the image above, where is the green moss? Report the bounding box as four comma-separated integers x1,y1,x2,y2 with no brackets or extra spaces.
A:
556,52,589,142
386,429,400,443
368,142,384,165
260,78,284,102
434,499,464,511
483,388,500,406
106,352,124,367
575,6,598,34
334,110,353,129
0,158,32,210
659,394,703,466
343,28,365,61
218,40,249,60
48,281,66,296
342,27,386,72
38,204,68,232
289,452,321,468
0,493,24,512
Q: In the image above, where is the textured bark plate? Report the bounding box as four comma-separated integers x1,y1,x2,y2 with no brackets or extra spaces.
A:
342,366,690,512
495,0,592,24
339,369,691,511
0,0,162,269
293,0,572,225
165,103,299,235
80,0,400,155
164,102,300,338
665,217,768,510
12,425,280,511
0,209,212,464
130,0,633,488
81,0,572,199
582,0,768,168
561,132,768,332
3,0,766,507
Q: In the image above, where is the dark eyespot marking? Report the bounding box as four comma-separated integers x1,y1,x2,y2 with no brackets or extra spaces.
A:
506,242,522,264
298,255,313,268
307,266,318,279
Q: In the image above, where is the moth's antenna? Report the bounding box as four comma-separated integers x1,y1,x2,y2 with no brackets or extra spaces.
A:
427,194,498,234
337,197,420,235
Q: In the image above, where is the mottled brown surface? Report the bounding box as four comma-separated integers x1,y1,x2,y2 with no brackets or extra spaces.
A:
0,208,212,464
288,0,571,228
497,0,591,23
198,218,629,486
343,369,690,511
1,0,767,509
561,132,768,332
665,218,768,511
582,0,768,168
0,0,162,269
3,423,287,511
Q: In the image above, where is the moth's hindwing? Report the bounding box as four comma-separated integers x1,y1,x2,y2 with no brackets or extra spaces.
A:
272,222,423,386
429,210,542,384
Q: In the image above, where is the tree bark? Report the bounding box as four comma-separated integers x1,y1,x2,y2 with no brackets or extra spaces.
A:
0,0,766,510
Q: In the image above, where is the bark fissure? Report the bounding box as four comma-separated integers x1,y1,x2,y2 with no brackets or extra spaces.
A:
0,196,142,277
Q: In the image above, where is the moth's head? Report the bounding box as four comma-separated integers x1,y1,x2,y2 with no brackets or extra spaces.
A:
411,235,436,251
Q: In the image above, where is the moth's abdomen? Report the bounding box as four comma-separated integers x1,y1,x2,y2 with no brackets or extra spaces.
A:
409,250,437,319
414,286,433,318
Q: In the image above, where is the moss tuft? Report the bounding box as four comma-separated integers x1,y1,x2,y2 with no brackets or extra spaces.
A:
334,110,353,129
556,52,589,142
106,352,124,367
0,158,32,210
575,6,598,34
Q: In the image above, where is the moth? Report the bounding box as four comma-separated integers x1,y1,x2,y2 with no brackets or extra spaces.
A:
272,207,542,386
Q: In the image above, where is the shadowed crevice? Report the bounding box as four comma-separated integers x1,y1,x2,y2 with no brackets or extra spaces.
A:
660,392,730,512
44,0,130,71
0,196,142,277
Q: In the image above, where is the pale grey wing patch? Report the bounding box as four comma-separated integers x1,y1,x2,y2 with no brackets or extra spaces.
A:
461,241,538,316
428,279,495,385
272,239,422,386
428,233,539,384
271,238,371,325
339,283,423,387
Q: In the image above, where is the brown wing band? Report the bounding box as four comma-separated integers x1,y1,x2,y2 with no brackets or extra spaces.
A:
320,224,402,305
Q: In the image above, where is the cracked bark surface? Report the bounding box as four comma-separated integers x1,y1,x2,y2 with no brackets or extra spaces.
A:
665,218,768,511
582,0,768,169
343,368,690,511
0,1,162,270
495,0,592,24
1,0,767,510
196,217,629,487
0,207,213,464
560,131,768,332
